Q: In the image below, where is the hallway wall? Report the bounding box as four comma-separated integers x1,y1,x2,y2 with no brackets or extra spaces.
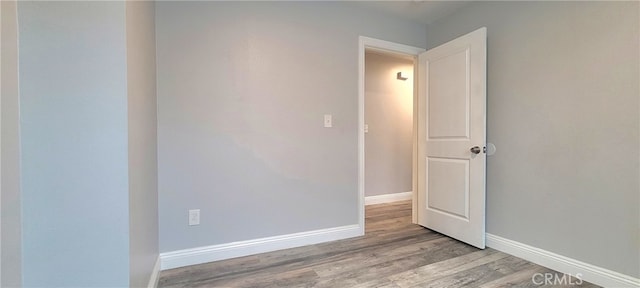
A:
365,52,414,197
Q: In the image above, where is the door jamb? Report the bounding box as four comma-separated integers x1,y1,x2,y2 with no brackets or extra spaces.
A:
358,36,425,235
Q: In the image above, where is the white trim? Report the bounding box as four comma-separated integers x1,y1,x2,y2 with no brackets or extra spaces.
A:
486,233,640,288
365,192,413,205
358,36,425,233
0,1,3,283
160,224,360,270
147,256,160,288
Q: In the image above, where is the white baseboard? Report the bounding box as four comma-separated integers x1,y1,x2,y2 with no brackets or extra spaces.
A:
486,233,640,288
147,256,160,288
365,191,412,205
160,224,361,270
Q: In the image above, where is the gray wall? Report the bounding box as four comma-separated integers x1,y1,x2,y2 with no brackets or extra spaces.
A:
365,52,414,197
1,1,22,286
18,2,130,286
425,1,639,277
127,2,159,287
156,1,427,252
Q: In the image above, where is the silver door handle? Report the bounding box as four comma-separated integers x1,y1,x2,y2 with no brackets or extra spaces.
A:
470,146,481,154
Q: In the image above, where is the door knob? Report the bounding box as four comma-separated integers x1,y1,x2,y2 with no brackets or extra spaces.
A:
470,146,481,154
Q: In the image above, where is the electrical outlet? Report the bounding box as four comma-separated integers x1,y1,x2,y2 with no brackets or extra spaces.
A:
189,209,200,226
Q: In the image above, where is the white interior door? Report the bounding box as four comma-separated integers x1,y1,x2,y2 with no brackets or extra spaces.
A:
417,27,487,248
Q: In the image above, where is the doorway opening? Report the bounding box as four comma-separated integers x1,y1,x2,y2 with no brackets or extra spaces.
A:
358,37,425,234
364,51,414,218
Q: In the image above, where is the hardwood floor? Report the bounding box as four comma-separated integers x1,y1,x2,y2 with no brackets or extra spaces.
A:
159,201,598,287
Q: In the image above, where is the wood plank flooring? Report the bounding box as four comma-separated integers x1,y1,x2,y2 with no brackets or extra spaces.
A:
159,201,598,287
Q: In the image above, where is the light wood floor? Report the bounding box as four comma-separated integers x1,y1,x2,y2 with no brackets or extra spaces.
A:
159,201,598,287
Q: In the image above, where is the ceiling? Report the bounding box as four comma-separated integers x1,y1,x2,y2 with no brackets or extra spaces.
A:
349,1,472,25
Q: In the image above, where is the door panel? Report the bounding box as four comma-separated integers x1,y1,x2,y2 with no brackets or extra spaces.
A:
428,49,469,139
427,157,469,219
417,27,487,248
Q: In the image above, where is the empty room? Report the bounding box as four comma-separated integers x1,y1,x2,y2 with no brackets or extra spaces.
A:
1,1,638,287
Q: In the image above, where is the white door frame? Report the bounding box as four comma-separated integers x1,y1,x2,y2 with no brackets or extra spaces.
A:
358,36,425,234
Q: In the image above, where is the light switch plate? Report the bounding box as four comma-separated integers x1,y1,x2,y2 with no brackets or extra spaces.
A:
324,114,332,128
189,209,200,226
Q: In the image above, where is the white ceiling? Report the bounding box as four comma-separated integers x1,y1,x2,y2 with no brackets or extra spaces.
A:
349,1,472,25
